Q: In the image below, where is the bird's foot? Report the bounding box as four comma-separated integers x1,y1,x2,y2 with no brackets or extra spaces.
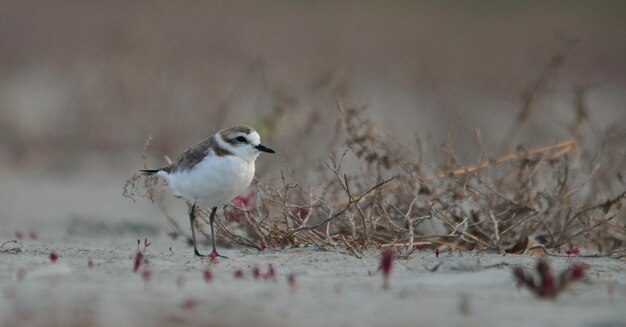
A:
210,250,228,260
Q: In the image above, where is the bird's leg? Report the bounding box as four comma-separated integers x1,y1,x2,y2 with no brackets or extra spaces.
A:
209,206,228,258
189,203,206,257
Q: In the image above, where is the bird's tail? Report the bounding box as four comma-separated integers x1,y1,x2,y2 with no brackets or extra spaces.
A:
140,169,161,175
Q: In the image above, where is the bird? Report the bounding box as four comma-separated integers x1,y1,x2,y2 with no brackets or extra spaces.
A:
140,126,275,258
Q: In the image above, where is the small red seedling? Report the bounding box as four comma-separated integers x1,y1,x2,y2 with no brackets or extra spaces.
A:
569,263,585,281
512,258,586,299
28,231,38,240
133,238,151,272
259,239,267,251
435,248,440,258
49,251,59,263
203,269,213,283
88,258,94,269
228,192,255,222
414,243,426,250
133,252,144,272
379,248,394,290
14,231,24,239
287,273,297,291
467,244,476,252
233,269,244,279
565,246,580,259
232,191,255,209
252,266,261,280
264,264,276,280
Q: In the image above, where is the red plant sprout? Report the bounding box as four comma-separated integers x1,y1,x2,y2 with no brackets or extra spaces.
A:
49,251,59,263
28,231,38,240
88,258,94,269
414,243,426,250
16,268,26,281
233,269,244,279
467,244,476,252
512,258,586,299
252,266,261,280
435,248,440,258
287,273,297,291
379,248,394,290
204,270,214,283
228,192,256,222
14,231,24,239
264,264,276,280
259,239,267,251
557,262,586,288
133,251,144,272
379,249,394,275
565,246,580,260
232,191,255,209
133,238,151,272
569,263,585,281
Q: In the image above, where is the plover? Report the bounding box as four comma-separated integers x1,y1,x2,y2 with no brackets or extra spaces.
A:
141,126,275,258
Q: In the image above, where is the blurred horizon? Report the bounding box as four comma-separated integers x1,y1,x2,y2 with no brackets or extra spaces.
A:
1,1,625,174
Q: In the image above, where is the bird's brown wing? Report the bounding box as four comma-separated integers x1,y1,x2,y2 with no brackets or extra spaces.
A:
168,137,214,173
141,135,235,174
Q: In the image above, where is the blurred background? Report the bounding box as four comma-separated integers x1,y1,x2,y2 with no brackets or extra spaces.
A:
1,1,625,238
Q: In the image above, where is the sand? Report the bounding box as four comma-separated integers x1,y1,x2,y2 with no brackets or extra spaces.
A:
1,169,625,327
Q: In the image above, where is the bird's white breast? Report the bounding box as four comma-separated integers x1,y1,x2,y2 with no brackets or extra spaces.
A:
160,154,255,208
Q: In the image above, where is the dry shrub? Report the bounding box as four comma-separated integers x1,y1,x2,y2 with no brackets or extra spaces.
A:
123,95,625,258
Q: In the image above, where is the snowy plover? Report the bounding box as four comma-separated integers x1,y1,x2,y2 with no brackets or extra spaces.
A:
141,126,275,258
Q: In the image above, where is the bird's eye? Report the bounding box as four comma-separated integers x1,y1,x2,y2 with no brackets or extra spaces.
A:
235,136,247,143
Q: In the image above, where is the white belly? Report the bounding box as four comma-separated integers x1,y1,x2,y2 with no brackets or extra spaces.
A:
160,155,255,208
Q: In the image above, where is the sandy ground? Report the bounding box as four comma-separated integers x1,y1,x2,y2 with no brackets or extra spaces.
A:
1,169,625,327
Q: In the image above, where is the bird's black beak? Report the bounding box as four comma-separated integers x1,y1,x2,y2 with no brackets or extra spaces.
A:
255,144,275,153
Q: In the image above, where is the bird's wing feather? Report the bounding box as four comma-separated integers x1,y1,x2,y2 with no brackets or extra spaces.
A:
169,137,214,173
141,135,234,174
